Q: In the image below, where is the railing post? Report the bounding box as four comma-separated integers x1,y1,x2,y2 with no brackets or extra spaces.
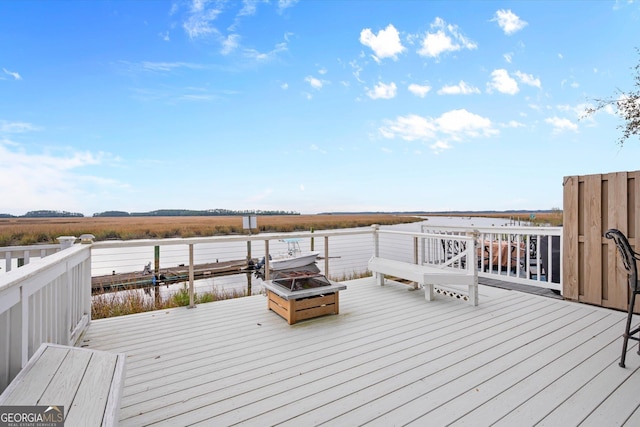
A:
324,236,329,277
467,230,479,306
372,224,380,257
372,225,382,285
20,286,28,368
264,240,270,281
188,244,195,309
57,236,76,250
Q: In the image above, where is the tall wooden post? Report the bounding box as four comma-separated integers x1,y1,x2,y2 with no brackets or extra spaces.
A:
264,240,270,281
188,244,195,308
311,227,315,251
154,246,161,306
324,236,329,277
246,240,252,295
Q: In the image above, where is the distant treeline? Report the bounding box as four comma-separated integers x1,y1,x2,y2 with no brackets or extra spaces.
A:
0,209,300,218
1,208,559,219
320,209,560,215
0,210,85,218
93,209,300,217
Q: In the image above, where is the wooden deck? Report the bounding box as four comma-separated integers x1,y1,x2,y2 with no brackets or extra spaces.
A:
81,278,640,426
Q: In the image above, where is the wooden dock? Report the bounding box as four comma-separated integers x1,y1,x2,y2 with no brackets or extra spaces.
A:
91,259,252,293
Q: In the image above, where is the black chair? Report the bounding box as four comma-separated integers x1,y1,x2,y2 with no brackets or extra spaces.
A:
604,229,640,368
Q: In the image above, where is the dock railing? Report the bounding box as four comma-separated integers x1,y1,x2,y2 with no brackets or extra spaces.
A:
422,224,563,292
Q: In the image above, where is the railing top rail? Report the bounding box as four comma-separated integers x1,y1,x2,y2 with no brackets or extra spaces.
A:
377,229,475,242
90,227,376,249
422,224,563,236
0,243,62,252
0,244,90,291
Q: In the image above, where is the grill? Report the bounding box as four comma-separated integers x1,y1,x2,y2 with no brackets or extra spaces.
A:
262,268,347,324
271,271,333,292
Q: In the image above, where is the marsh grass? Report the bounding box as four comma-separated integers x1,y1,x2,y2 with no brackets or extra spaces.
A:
0,214,422,246
91,286,246,319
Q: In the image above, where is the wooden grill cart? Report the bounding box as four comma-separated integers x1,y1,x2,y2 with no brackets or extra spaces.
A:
262,272,346,324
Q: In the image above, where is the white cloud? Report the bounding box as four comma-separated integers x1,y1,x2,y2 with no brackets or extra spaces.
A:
504,120,525,128
487,69,519,95
379,109,498,153
436,109,498,140
504,53,513,63
278,0,299,11
408,83,431,97
0,138,118,215
350,60,364,83
221,34,240,55
0,121,36,133
243,41,288,62
239,0,261,16
305,76,323,90
430,140,451,154
437,81,480,95
545,116,578,133
367,81,397,99
182,1,223,39
380,114,437,141
140,61,204,72
492,9,528,35
280,82,289,90
416,17,477,59
514,71,541,88
359,24,406,61
310,144,327,154
3,68,22,80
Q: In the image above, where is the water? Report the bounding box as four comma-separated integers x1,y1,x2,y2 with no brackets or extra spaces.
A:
91,216,516,299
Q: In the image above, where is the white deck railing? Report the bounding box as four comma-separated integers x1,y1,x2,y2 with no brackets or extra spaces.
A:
0,243,91,391
422,224,563,292
0,243,65,272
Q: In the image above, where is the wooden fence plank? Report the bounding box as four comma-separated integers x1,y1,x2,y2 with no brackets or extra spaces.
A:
582,174,602,305
563,175,579,300
605,172,629,310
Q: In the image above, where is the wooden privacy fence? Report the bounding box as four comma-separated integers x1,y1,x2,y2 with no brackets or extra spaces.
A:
563,170,640,311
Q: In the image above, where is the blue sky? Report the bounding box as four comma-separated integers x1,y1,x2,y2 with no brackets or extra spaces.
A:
1,1,639,216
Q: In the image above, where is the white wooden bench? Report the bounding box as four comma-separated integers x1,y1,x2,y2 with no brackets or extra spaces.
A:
0,343,126,427
368,256,478,306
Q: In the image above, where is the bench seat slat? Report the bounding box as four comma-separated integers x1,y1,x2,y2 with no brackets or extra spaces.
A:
39,348,92,410
0,345,68,405
65,351,121,427
0,343,126,427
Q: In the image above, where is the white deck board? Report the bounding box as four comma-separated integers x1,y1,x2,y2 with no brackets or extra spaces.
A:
81,277,640,426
